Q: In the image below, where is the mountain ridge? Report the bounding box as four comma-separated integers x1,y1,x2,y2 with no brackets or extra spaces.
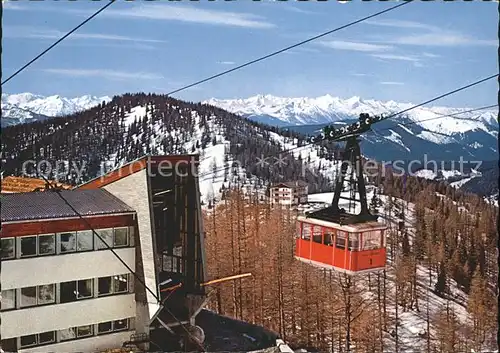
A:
1,92,112,127
204,94,498,162
204,94,497,131
1,92,497,201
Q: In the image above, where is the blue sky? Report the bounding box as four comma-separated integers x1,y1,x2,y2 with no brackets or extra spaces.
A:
2,0,497,107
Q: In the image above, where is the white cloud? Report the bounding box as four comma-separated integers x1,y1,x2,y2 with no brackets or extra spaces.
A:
102,4,275,29
422,52,441,58
3,3,275,29
41,69,163,81
365,18,495,47
4,26,165,44
364,19,437,31
284,47,321,55
380,81,404,86
2,1,26,10
319,40,393,52
371,54,420,62
217,61,236,65
385,33,496,47
283,6,316,15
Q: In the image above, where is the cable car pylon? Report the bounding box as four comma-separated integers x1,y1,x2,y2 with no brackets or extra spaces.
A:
295,113,388,275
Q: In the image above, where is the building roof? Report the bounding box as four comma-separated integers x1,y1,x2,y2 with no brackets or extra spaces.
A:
271,180,308,189
78,154,200,190
297,214,386,232
1,188,135,223
1,176,72,194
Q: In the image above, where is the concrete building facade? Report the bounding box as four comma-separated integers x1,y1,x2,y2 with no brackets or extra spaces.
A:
269,181,309,206
1,189,138,353
1,155,208,352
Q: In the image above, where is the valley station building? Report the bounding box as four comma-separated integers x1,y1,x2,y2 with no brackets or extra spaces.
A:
0,155,207,353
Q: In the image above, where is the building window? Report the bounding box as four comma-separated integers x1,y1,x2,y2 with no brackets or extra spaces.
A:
97,322,112,334
0,338,16,352
113,319,128,331
59,328,77,341
76,325,93,338
113,228,128,247
38,234,56,255
20,286,37,308
113,275,128,293
97,319,129,335
38,331,55,345
98,274,128,296
38,284,56,305
95,229,113,250
19,334,37,348
59,232,76,253
1,238,15,259
77,279,93,299
98,276,112,296
77,230,93,252
60,281,77,303
1,289,16,310
20,236,37,257
60,279,92,303
20,332,56,348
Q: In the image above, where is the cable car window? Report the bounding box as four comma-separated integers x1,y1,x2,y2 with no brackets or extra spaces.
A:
302,223,311,240
296,222,302,239
312,226,322,244
361,230,381,250
323,230,334,246
348,233,359,251
336,231,346,249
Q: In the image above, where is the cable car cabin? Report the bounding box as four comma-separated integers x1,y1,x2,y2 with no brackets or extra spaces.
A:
295,215,387,275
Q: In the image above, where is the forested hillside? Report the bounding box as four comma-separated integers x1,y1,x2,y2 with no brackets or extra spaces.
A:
2,92,497,352
203,176,498,352
2,93,496,202
1,93,341,194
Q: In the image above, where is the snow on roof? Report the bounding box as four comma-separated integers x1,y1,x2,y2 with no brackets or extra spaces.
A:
271,180,308,188
1,176,72,193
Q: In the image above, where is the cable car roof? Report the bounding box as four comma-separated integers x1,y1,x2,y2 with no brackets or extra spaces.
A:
297,215,387,232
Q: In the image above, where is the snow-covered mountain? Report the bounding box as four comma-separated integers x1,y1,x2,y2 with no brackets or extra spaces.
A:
204,94,497,131
204,94,498,162
1,93,112,126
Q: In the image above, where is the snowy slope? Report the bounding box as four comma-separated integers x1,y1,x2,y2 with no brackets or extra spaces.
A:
98,104,254,205
1,93,112,126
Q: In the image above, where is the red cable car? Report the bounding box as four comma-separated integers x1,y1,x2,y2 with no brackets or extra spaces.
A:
295,215,387,274
295,124,387,274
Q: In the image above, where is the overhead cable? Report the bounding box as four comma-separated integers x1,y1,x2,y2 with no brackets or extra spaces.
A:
165,0,414,96
1,0,116,86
